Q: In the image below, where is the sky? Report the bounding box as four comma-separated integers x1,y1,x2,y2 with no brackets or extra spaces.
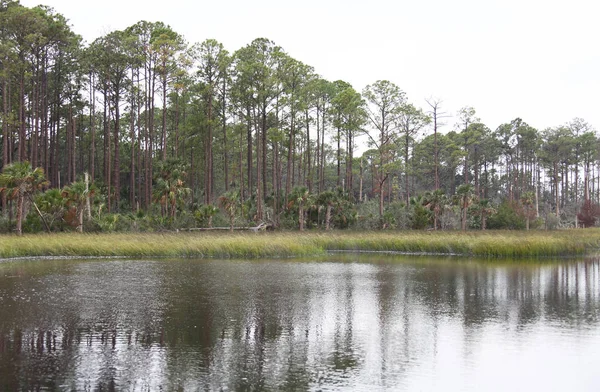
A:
20,0,600,137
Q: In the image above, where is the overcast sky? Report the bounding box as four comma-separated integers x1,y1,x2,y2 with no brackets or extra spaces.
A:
21,0,600,136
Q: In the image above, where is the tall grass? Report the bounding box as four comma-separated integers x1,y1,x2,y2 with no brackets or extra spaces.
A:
0,230,598,259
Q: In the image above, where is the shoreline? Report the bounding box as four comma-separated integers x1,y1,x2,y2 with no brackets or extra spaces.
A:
0,230,598,260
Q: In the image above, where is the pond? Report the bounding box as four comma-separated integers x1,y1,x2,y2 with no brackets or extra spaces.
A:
0,255,599,391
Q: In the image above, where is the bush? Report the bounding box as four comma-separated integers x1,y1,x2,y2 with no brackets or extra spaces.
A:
384,201,410,230
487,201,525,230
545,213,560,230
410,202,432,230
0,215,11,233
23,212,44,233
332,199,357,229
440,208,460,230
354,200,382,230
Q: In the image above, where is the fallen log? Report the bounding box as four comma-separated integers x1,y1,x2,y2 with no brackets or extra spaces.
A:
179,222,271,232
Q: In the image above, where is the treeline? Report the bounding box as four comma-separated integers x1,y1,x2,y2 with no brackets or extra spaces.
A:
1,1,599,234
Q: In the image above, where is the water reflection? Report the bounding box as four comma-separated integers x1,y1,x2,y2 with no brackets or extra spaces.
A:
0,256,599,391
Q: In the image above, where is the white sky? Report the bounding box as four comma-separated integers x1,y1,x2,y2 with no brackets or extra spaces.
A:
21,0,600,136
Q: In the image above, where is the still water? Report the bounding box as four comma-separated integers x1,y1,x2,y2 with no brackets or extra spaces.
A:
0,255,599,391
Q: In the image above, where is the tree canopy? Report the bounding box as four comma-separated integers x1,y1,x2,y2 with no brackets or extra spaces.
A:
1,1,599,233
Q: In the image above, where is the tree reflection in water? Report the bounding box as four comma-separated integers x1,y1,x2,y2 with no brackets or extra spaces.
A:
0,257,598,391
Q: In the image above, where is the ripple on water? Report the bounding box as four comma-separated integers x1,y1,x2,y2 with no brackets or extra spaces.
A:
0,257,598,391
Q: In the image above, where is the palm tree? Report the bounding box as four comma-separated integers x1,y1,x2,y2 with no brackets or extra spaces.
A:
197,204,219,228
62,179,96,232
35,188,67,231
317,190,338,230
409,195,432,230
454,184,475,231
288,186,312,231
152,178,170,218
424,189,447,230
218,190,240,231
0,162,48,235
472,198,496,230
153,159,190,220
520,191,536,230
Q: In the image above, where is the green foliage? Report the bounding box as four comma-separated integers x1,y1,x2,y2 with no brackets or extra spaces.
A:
355,200,382,230
0,161,49,235
423,189,448,230
382,201,410,230
218,190,241,231
544,213,560,230
153,158,191,220
95,213,124,232
194,204,220,228
409,198,432,230
330,192,357,229
62,177,97,232
2,1,599,238
487,201,526,230
453,184,475,231
34,188,68,231
469,198,496,231
23,212,43,233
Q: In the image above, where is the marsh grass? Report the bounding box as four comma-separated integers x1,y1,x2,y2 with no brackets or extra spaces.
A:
0,230,598,259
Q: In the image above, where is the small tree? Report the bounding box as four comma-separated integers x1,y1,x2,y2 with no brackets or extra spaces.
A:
0,162,48,235
218,190,240,232
409,195,432,230
454,184,475,231
62,179,97,232
288,186,313,231
520,191,536,230
153,159,190,220
577,200,600,228
487,201,525,230
471,199,496,231
35,189,67,231
423,189,447,230
317,190,338,230
195,204,219,228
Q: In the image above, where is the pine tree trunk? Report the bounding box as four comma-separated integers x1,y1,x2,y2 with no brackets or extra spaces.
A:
2,79,8,215
262,105,267,205
90,72,96,181
19,72,26,161
130,69,136,209
337,126,341,187
205,90,213,205
256,108,263,221
222,82,229,192
285,108,294,207
16,191,24,235
306,110,312,193
379,177,385,218
246,107,252,202
161,72,167,161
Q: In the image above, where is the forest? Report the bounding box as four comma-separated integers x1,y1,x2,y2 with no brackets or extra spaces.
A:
1,0,599,235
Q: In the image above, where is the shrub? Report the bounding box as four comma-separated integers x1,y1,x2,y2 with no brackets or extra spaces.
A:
355,200,381,230
410,203,431,230
545,213,560,230
487,201,525,230
384,201,410,230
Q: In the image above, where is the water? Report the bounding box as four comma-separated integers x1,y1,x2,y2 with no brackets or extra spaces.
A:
0,255,599,391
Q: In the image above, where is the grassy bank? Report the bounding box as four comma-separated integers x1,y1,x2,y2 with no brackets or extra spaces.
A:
1,230,599,259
